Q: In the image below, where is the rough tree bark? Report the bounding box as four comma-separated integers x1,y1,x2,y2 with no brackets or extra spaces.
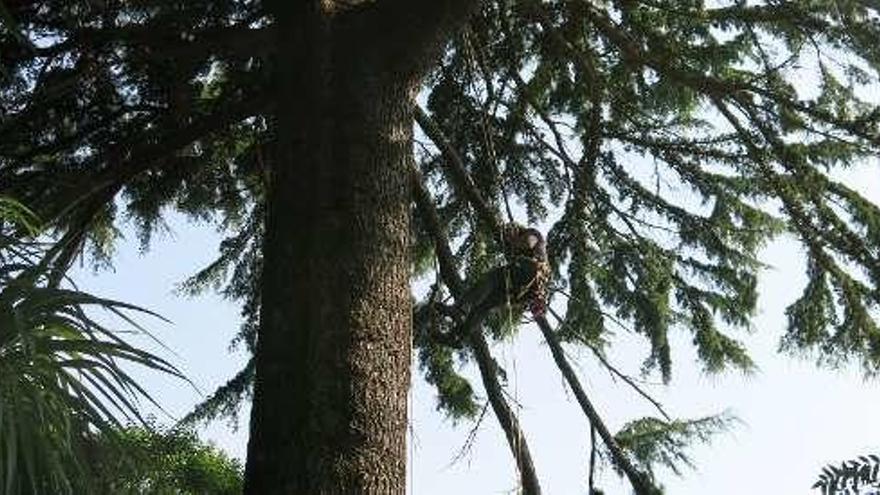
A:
245,2,476,493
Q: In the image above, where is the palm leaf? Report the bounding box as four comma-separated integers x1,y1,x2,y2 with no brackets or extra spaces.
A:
0,196,184,494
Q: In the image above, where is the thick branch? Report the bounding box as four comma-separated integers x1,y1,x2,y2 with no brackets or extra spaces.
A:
414,105,504,235
411,165,542,495
589,425,598,494
535,316,659,495
465,312,542,495
411,167,466,296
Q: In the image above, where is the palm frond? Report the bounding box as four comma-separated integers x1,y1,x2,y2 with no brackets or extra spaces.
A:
0,197,184,494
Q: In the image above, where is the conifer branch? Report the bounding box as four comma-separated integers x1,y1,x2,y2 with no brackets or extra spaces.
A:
411,164,543,495
414,105,505,235
544,304,672,421
415,105,660,493
30,24,275,61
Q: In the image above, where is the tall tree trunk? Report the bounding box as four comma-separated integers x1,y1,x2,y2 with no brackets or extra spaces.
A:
245,2,476,493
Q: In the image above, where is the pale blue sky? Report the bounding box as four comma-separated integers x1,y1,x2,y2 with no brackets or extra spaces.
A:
72,162,880,494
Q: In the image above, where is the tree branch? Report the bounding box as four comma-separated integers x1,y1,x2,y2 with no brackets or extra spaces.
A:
564,0,879,147
414,76,656,494
589,424,598,494
414,105,504,236
12,96,269,284
546,307,672,421
535,315,659,495
33,24,275,61
411,165,543,494
45,95,268,225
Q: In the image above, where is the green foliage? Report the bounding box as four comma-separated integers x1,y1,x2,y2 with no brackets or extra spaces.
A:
417,339,481,421
181,359,254,428
88,425,243,495
813,454,880,495
420,0,880,402
0,197,37,233
413,299,480,420
2,0,880,488
613,413,737,482
0,198,183,494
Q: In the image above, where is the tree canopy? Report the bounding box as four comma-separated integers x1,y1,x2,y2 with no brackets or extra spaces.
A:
2,0,880,492
87,424,243,495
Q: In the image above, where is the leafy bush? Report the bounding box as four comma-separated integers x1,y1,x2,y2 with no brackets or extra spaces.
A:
88,425,243,495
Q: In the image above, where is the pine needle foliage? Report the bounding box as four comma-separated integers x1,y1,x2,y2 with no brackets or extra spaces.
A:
813,454,880,495
413,298,481,420
2,0,880,487
613,413,737,483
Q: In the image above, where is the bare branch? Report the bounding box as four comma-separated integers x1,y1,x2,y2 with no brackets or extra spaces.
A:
535,315,658,495
589,425,598,494
546,306,672,421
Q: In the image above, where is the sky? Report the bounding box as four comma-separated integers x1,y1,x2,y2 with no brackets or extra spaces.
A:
70,162,880,495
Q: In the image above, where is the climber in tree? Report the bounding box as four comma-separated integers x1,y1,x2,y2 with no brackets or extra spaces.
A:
460,224,551,319
420,224,551,349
